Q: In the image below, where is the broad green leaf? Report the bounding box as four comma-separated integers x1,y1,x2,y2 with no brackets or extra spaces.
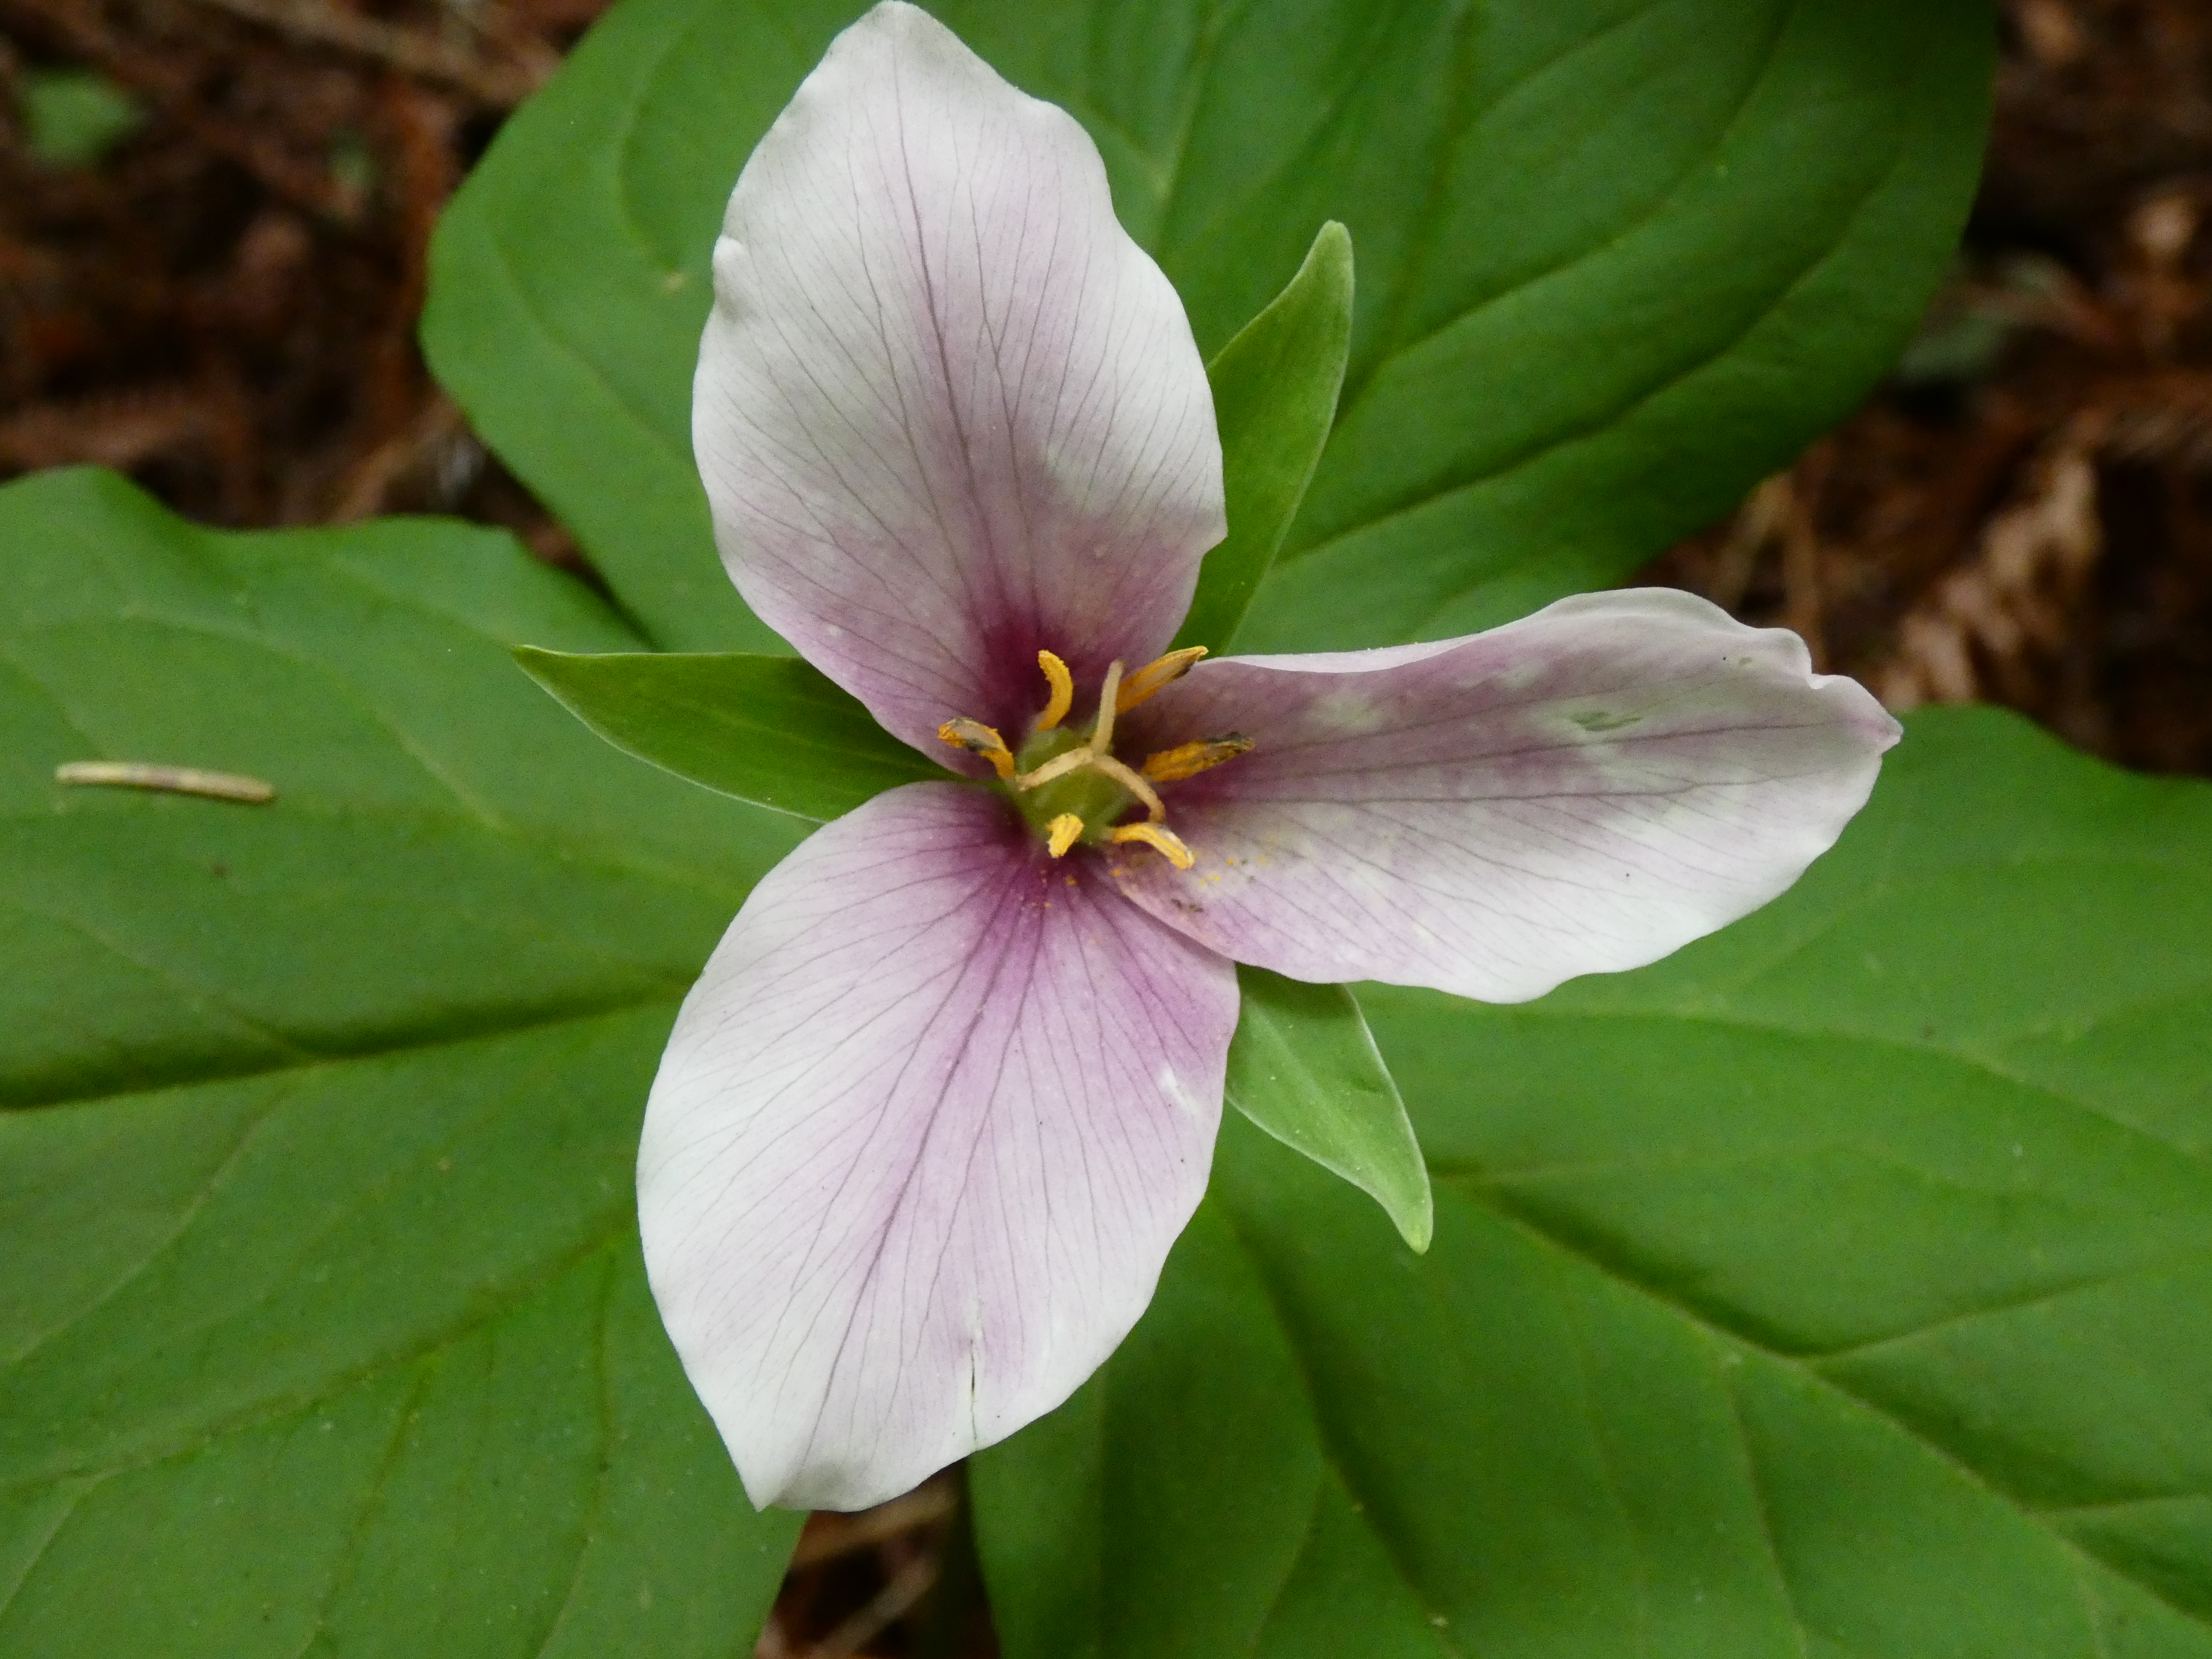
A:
425,0,1989,653
975,706,2212,1659
0,471,801,1653
514,647,938,821
1173,221,1354,655
1225,965,1429,1253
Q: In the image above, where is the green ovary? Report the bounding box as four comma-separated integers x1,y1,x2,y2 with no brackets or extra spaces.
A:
1008,726,1132,842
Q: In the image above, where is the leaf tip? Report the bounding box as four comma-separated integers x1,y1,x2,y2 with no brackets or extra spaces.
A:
1304,220,1354,298
1395,1186,1434,1255
510,643,579,695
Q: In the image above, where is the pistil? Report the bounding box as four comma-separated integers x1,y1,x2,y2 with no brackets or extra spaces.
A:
935,646,1249,867
1016,660,1126,792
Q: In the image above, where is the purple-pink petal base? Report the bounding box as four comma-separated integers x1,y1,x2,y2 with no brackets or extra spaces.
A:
638,782,1237,1511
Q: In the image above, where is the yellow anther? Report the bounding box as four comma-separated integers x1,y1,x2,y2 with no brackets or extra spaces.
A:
937,718,1015,780
1044,813,1085,858
1035,651,1074,731
1140,734,1253,783
1110,822,1195,870
1116,647,1207,714
1091,660,1125,752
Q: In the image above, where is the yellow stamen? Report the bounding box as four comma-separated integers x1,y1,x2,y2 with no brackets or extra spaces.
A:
1087,754,1166,822
937,717,1015,780
1090,660,1125,752
1034,651,1074,731
992,656,1221,873
1110,822,1195,869
1115,647,1207,714
1140,734,1254,783
1044,812,1085,858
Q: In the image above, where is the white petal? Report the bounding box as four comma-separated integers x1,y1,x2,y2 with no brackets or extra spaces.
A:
639,783,1237,1510
1110,589,1903,1002
694,2,1223,759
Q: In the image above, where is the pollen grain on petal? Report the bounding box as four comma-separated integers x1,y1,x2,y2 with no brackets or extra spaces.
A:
1035,651,1074,731
1139,734,1253,783
1044,812,1085,858
1109,821,1195,870
1116,647,1207,714
937,718,1015,779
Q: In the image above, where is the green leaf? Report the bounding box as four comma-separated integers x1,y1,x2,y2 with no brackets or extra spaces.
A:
1173,221,1354,655
424,0,1990,653
975,706,2212,1659
1224,965,1429,1253
0,470,801,1653
19,68,144,168
514,647,939,821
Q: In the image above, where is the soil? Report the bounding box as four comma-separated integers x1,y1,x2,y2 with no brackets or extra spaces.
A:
2,0,2207,1652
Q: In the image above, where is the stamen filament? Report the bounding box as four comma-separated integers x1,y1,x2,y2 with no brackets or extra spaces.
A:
1140,734,1253,783
1090,660,1125,753
1013,746,1093,792
937,718,1015,780
1035,651,1074,731
1044,812,1085,858
1087,754,1166,822
1109,822,1195,869
1116,647,1207,714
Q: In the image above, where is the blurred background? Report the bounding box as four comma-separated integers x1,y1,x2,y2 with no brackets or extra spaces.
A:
0,0,2205,1650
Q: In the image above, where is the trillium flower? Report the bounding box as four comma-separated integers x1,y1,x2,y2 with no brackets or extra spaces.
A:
639,0,1901,1512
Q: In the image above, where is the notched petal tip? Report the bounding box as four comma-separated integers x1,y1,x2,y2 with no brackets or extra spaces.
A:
1829,677,1907,753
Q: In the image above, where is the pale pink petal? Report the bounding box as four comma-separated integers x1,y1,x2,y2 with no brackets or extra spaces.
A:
1109,590,1901,1002
638,782,1236,1511
694,2,1223,763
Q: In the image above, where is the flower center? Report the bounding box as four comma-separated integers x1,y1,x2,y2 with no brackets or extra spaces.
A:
935,648,1251,869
